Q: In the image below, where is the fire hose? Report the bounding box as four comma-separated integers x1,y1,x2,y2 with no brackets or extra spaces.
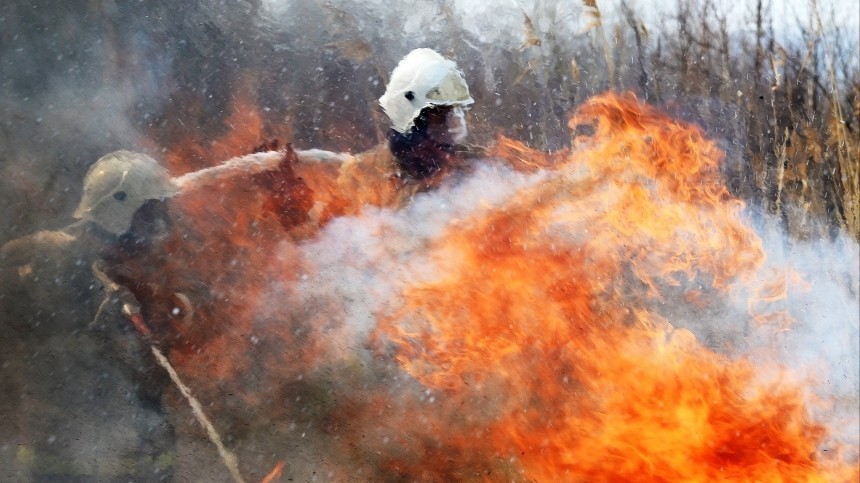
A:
92,264,246,483
148,338,246,483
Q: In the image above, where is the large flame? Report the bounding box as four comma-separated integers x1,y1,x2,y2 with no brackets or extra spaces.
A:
125,92,856,480
370,93,855,480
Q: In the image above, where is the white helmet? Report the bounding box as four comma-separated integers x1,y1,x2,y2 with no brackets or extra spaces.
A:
73,150,178,234
378,48,474,133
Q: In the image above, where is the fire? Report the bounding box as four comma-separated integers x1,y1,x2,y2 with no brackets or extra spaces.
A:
125,92,856,480
261,461,285,483
160,86,286,175
370,93,856,480
746,267,812,331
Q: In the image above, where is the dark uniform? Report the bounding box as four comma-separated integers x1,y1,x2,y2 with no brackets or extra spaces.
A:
0,219,175,481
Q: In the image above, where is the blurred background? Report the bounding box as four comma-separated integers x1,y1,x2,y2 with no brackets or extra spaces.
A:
1,0,857,244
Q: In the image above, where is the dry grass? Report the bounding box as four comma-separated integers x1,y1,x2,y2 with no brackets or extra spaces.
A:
495,0,859,240
2,1,854,243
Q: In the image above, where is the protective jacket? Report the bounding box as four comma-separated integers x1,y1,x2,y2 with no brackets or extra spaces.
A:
0,221,174,481
293,139,478,229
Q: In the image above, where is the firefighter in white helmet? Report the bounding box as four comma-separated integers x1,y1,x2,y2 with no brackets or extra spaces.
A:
0,150,178,480
292,48,480,224
378,47,474,176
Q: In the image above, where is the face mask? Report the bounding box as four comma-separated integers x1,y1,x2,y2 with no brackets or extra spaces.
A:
447,106,469,144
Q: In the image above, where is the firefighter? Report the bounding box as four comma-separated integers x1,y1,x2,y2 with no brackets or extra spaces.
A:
377,47,475,177
292,48,480,224
0,150,178,481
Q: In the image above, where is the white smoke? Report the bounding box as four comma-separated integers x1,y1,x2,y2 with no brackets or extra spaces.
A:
284,161,545,350
261,156,860,466
744,224,860,447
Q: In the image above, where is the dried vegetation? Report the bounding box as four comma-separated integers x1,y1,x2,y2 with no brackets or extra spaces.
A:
0,0,856,241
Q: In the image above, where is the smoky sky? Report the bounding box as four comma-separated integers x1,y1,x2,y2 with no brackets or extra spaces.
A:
1,0,857,240
0,0,381,242
0,0,619,242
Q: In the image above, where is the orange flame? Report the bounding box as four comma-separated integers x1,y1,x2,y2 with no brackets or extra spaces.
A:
371,93,855,480
159,83,291,175
747,267,812,331
121,91,855,480
261,460,285,483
